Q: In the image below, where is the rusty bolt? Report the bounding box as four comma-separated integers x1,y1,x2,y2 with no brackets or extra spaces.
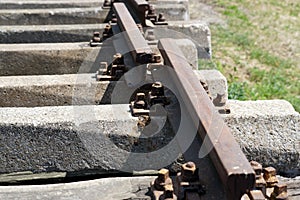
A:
134,93,147,109
273,184,287,195
137,115,151,127
181,162,197,182
164,184,174,199
136,93,146,101
111,17,117,23
148,5,155,15
251,162,266,195
250,161,263,179
112,53,124,65
158,168,169,183
92,31,101,42
113,53,122,60
270,184,288,200
93,31,100,37
154,168,172,191
103,0,111,7
158,13,166,22
152,54,162,63
263,167,279,187
151,82,164,96
104,24,112,33
145,29,155,41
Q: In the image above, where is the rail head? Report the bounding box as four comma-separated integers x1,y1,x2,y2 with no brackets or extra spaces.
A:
112,2,160,64
126,0,150,25
158,38,255,200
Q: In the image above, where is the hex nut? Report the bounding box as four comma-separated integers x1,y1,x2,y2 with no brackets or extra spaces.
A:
270,184,288,200
263,167,279,187
181,162,197,182
250,161,263,178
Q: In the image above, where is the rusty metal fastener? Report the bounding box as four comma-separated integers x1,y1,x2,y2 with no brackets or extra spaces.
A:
93,31,100,37
263,167,279,187
96,52,126,81
103,0,111,7
137,115,151,127
151,82,164,96
164,184,176,199
92,31,101,42
270,184,288,200
148,5,155,15
104,24,112,33
152,54,162,63
176,162,205,199
146,5,158,23
158,13,166,22
250,161,266,196
134,93,147,109
248,190,266,200
151,168,176,200
149,82,169,106
250,161,263,179
181,162,197,182
145,29,155,41
154,168,172,191
101,24,113,41
112,53,124,65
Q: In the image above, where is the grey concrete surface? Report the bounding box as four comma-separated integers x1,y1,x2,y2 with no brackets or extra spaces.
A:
0,74,114,107
0,42,115,76
0,104,226,199
0,0,102,9
0,39,198,77
0,176,155,199
224,100,300,174
0,4,187,26
165,20,211,58
194,70,228,107
0,175,298,200
0,97,298,174
0,7,109,25
0,70,220,107
0,104,181,174
151,3,189,21
175,39,198,69
0,21,210,47
0,24,107,43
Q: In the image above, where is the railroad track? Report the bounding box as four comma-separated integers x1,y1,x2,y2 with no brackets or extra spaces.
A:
0,0,296,200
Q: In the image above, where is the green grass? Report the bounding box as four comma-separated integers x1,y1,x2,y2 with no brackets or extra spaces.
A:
199,0,300,112
249,48,294,69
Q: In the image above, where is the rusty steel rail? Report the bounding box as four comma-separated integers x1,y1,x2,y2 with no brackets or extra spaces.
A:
127,0,149,26
113,3,160,64
117,0,150,26
158,38,255,200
